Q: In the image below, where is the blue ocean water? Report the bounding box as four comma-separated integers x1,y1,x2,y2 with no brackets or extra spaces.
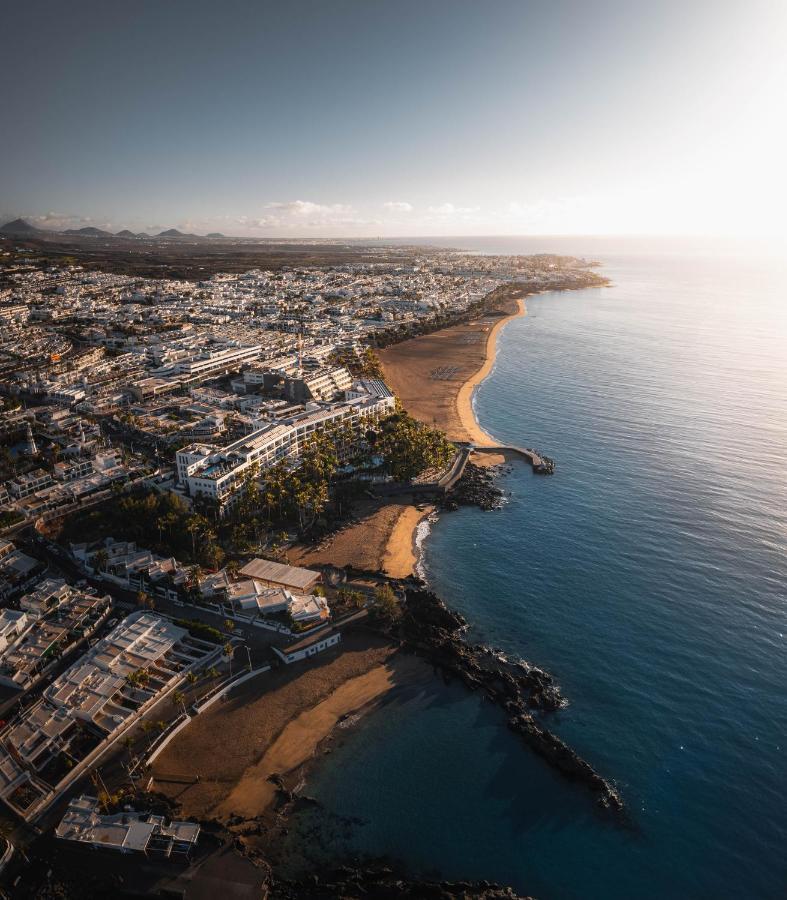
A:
284,238,787,899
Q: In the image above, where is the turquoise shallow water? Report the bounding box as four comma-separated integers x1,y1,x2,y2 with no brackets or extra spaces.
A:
283,239,787,899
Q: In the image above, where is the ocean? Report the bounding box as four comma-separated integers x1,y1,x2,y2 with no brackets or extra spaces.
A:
281,237,787,899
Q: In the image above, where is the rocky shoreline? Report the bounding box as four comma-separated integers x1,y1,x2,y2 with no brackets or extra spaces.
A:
396,587,623,811
445,461,508,510
268,865,535,898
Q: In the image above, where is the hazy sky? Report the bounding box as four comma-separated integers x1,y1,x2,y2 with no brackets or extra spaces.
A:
1,0,785,238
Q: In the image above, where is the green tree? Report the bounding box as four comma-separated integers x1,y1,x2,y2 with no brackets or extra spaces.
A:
376,411,454,482
173,690,188,716
372,583,401,624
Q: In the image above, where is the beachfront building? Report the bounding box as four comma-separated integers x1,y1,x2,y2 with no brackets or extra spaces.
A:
0,612,219,821
227,580,329,623
175,383,394,512
56,795,200,857
238,558,321,594
272,625,341,665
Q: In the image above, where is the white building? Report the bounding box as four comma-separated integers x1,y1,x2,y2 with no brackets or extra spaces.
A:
273,625,341,665
0,612,219,820
56,795,200,856
176,386,394,509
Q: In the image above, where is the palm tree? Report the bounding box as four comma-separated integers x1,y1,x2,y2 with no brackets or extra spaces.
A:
223,642,234,675
185,516,199,559
141,720,156,748
186,671,198,686
93,549,109,574
173,690,188,717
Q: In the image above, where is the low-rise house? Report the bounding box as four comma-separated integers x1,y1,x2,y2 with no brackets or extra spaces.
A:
0,589,111,690
71,538,188,601
8,469,53,499
19,578,72,618
239,558,321,594
273,625,341,665
226,580,329,623
0,610,30,653
56,795,200,856
0,543,46,601
289,592,330,623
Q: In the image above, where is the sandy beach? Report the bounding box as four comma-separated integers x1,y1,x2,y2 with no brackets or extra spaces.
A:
216,652,429,820
289,499,434,577
291,288,526,580
151,633,402,819
378,291,526,446
151,634,430,823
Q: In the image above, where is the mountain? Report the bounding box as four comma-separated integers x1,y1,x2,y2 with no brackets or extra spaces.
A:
0,218,40,235
64,226,112,237
206,232,226,238
157,228,187,237
115,229,137,238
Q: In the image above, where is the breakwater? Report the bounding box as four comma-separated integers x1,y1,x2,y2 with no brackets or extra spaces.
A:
397,587,622,811
471,444,556,474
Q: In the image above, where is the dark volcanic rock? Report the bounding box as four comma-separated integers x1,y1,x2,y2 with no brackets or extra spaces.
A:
448,462,506,510
269,865,534,898
398,588,623,811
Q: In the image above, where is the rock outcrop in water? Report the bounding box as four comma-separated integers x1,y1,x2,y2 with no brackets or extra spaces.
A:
269,866,534,898
447,461,507,510
397,587,623,811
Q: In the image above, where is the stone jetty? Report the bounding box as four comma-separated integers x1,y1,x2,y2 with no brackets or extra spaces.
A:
397,587,623,811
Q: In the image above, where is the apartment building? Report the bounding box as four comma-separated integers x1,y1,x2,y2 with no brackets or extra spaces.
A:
0,612,218,820
176,385,394,509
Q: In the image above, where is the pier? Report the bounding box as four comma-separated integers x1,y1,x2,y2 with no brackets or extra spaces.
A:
465,443,556,475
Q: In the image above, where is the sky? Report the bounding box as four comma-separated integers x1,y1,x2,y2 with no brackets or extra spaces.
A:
1,0,786,238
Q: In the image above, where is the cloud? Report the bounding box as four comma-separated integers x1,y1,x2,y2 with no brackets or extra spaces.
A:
383,201,413,213
230,200,380,232
265,200,357,224
425,202,481,220
24,212,115,231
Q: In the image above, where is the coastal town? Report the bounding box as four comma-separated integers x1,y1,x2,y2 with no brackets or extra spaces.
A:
0,224,612,897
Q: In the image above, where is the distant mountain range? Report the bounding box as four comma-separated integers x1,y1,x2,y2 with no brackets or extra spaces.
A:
0,218,231,241
64,226,112,237
0,218,41,235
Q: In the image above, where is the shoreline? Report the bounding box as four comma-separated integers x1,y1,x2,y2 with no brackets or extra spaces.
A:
455,295,526,447
215,651,430,823
377,291,528,571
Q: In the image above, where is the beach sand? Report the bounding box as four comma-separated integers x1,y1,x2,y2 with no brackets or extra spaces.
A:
151,633,400,820
216,652,429,820
153,291,522,828
289,499,433,577
378,294,525,446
